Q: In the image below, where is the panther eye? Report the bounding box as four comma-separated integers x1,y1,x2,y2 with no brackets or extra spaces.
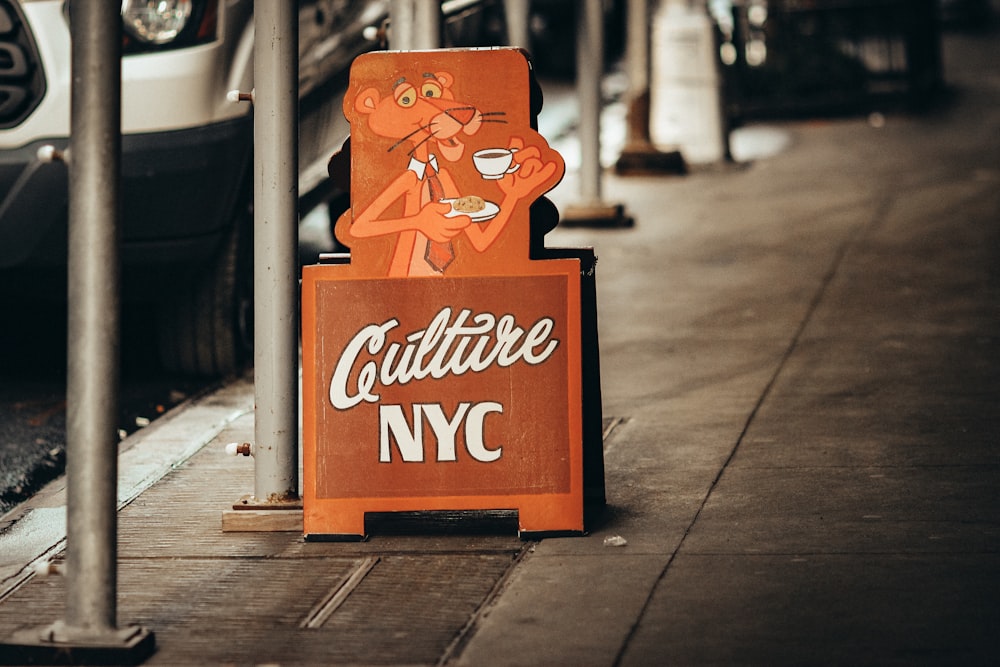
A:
421,81,442,98
395,85,417,107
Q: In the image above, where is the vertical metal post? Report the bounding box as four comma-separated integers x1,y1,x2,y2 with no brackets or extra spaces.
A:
0,1,154,659
254,0,299,504
389,0,414,49
577,0,603,206
622,0,652,152
505,0,531,48
626,0,649,106
564,0,632,226
614,0,686,174
390,0,441,50
64,0,121,635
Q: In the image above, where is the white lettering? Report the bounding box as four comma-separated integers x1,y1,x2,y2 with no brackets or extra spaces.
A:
377,402,503,463
521,318,559,363
465,402,503,462
379,403,422,462
330,319,398,409
329,307,560,409
421,402,469,462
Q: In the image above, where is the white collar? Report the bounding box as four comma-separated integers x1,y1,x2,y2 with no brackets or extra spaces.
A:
407,154,439,179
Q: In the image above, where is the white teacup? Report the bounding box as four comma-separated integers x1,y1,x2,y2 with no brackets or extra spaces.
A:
472,147,520,180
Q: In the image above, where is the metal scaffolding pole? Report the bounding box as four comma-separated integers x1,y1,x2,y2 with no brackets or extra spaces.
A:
254,0,300,506
578,0,603,205
390,0,441,50
504,0,531,48
563,0,632,227
614,0,686,174
64,0,121,637
0,1,155,661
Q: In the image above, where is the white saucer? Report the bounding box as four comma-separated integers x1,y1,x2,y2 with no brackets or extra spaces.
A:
441,198,500,223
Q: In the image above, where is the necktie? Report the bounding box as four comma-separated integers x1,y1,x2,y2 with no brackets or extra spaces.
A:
424,165,455,273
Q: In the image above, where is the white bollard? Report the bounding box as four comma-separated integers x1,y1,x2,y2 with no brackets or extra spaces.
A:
650,1,729,165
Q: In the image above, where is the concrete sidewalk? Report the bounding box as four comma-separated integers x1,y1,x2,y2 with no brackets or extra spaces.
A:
3,26,1000,667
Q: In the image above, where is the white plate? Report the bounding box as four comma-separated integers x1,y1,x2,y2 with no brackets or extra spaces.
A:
441,198,499,223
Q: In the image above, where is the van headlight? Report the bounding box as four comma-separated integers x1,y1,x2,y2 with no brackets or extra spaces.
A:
120,0,217,52
121,0,192,44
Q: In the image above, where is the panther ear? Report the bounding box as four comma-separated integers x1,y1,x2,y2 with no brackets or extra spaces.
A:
433,71,454,90
355,87,381,114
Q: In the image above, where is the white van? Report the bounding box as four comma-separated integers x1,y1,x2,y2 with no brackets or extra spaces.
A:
0,0,502,376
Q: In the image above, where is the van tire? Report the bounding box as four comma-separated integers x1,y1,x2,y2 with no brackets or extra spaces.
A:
156,219,253,377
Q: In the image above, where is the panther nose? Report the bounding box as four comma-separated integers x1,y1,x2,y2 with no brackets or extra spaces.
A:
445,106,477,126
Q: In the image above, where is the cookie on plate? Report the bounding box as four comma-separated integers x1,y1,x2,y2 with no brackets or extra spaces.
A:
452,195,486,213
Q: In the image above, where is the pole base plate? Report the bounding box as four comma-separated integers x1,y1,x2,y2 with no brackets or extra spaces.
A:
614,146,687,176
560,202,634,228
0,623,155,665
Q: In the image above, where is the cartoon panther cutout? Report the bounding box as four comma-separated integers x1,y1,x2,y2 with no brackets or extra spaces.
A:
334,49,564,278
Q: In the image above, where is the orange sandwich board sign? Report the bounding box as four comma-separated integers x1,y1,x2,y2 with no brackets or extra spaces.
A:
303,47,586,539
